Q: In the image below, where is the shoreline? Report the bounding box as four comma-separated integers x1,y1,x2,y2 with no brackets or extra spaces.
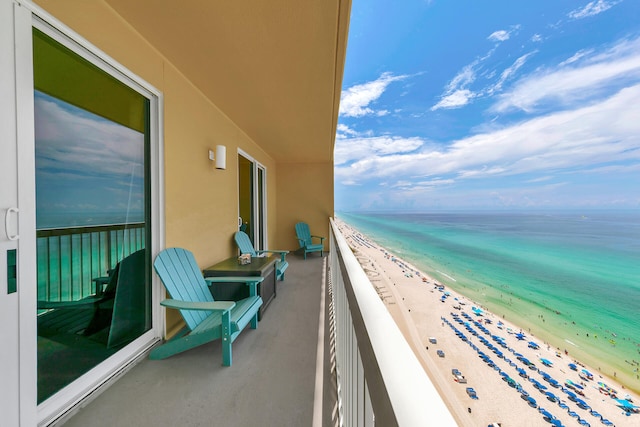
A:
337,218,640,426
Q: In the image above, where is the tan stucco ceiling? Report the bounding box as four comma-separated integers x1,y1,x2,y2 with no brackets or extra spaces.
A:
105,0,351,164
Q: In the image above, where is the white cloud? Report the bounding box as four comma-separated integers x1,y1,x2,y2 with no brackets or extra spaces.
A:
531,34,543,43
488,52,536,94
525,176,554,183
488,25,521,43
433,51,534,110
336,123,359,137
432,63,480,110
431,89,475,110
334,135,424,166
392,178,455,190
492,36,640,113
337,84,640,185
432,41,533,110
559,49,594,66
339,72,407,117
568,0,622,19
447,64,477,90
488,30,510,42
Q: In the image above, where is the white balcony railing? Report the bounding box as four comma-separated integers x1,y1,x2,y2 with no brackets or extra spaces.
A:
329,218,457,426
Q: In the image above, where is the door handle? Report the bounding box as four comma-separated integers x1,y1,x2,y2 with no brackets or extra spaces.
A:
4,207,19,241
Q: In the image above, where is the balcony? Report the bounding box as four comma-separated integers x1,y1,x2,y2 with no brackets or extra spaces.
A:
57,220,456,426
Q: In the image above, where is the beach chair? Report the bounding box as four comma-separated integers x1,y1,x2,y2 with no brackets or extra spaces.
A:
294,222,325,259
234,231,289,280
150,247,263,366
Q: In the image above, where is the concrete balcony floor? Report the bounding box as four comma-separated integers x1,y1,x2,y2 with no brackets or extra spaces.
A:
61,254,337,427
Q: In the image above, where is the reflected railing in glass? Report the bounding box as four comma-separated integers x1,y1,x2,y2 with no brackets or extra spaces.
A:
36,223,145,304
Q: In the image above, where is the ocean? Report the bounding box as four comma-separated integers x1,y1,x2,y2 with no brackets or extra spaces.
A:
338,210,640,388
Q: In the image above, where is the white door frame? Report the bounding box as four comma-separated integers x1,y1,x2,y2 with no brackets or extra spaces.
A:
0,2,38,426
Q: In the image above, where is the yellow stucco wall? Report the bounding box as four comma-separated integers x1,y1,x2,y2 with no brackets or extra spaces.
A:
276,162,334,251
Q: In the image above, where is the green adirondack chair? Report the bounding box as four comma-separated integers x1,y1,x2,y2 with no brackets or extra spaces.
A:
150,247,263,366
234,231,289,280
294,222,325,259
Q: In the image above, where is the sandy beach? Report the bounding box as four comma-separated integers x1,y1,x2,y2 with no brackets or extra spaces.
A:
336,219,639,427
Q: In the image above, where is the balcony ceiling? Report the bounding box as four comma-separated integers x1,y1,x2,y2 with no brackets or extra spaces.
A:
105,0,351,164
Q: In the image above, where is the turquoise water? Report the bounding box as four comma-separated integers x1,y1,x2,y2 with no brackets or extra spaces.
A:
338,211,640,383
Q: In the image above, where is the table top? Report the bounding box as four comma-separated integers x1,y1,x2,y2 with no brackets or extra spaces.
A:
203,254,277,275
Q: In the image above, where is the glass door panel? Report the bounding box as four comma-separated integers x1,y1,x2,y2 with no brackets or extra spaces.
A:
33,28,152,404
238,153,267,249
238,154,254,241
257,165,266,250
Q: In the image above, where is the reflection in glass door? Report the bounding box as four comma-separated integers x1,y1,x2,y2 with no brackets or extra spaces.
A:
33,28,152,403
238,152,267,249
238,154,254,241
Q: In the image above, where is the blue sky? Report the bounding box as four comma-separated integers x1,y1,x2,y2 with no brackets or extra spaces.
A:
35,91,145,228
334,0,640,211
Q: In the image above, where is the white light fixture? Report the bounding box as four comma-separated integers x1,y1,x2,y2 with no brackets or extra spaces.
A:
208,145,227,170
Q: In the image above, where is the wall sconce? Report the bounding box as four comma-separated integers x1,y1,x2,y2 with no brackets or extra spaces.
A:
208,145,226,170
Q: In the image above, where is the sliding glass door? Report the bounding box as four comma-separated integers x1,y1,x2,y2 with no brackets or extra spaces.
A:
238,152,267,249
33,23,154,406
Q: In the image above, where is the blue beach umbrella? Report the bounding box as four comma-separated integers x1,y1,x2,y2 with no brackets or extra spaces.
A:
589,410,602,419
614,398,638,410
540,358,553,366
540,409,554,419
576,399,590,410
581,369,593,379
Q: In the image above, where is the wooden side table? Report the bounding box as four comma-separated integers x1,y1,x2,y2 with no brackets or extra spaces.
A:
202,255,277,320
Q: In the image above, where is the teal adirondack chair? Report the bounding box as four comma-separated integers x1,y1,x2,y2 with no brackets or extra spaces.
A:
150,248,263,366
295,222,325,259
234,231,289,280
